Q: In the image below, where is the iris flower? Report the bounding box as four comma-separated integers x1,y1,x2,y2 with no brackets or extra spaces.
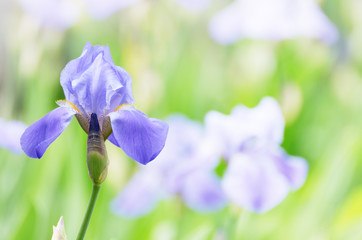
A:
205,97,308,213
0,118,27,154
112,115,226,218
21,42,168,165
209,0,339,45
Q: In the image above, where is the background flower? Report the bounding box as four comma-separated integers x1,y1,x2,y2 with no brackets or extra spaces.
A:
0,118,27,154
18,0,80,30
209,0,339,44
112,115,226,218
205,98,308,213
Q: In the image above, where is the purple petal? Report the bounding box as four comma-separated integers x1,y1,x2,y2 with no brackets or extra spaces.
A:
271,150,308,190
21,107,76,158
60,42,134,116
222,153,290,213
109,108,168,165
181,171,226,212
205,97,285,157
0,119,27,154
111,170,162,218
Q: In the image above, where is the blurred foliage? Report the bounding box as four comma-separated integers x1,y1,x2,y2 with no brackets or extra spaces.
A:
1,0,362,239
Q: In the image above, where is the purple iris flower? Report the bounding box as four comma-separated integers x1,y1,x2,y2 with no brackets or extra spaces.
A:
21,42,168,165
111,115,226,218
0,118,27,154
209,0,339,45
205,97,308,213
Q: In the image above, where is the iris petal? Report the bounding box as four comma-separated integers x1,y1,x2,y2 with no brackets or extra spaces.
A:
21,107,76,158
111,170,162,218
0,119,27,154
109,108,168,164
222,153,290,213
60,43,134,116
181,171,226,212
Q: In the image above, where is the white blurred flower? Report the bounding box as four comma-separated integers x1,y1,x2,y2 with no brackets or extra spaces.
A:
209,0,339,45
51,216,67,240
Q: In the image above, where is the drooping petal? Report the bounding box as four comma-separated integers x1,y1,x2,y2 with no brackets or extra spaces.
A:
181,171,226,212
222,152,290,213
111,170,162,218
109,108,168,164
60,43,134,116
0,119,27,154
21,107,76,158
271,150,308,190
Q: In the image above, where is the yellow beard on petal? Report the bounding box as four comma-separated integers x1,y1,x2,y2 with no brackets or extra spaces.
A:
113,103,133,112
56,100,82,114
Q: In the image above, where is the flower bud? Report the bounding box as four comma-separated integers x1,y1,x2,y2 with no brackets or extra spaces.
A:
87,113,109,185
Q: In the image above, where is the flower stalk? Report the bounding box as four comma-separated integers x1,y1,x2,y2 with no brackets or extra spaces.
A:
76,184,101,240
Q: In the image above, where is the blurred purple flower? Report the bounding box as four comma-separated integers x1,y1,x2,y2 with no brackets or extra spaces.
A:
205,97,308,213
0,118,27,154
18,0,80,30
112,115,226,218
85,0,211,20
21,42,168,165
209,0,339,45
84,0,142,20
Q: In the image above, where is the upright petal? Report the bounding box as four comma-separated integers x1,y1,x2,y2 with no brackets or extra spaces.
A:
109,108,168,164
0,119,27,154
204,97,285,157
111,170,162,218
60,43,134,116
181,171,226,212
222,152,290,213
21,107,76,158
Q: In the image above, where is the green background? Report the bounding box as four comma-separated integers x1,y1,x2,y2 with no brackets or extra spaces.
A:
1,0,362,239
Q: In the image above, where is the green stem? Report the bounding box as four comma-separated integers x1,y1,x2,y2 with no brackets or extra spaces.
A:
76,184,101,240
